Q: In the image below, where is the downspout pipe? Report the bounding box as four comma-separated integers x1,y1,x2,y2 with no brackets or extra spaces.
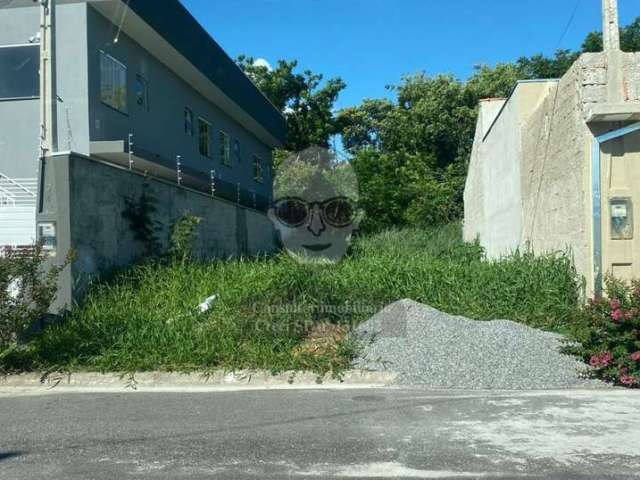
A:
592,121,640,296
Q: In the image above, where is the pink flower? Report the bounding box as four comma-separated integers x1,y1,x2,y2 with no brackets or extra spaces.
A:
590,352,613,368
619,374,637,386
610,298,622,310
611,309,624,323
600,351,613,367
630,351,640,362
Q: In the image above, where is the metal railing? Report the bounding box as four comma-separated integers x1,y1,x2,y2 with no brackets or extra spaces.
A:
0,173,37,207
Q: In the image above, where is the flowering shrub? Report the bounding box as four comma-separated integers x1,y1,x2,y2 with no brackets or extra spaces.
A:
569,277,640,388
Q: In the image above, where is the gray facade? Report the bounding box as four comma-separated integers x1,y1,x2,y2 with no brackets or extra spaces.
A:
0,0,284,201
85,6,275,201
0,3,90,179
0,0,284,306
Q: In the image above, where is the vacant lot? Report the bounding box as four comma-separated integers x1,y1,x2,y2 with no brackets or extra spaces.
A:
1,224,582,374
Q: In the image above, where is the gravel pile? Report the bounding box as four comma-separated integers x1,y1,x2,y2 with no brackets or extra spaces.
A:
354,299,606,390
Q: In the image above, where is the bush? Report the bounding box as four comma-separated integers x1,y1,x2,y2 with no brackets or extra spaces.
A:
567,277,640,388
0,245,67,353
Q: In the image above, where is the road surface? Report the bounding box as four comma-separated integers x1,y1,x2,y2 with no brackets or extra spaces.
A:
1,387,639,479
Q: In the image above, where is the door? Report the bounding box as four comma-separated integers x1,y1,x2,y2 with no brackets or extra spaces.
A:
601,130,640,282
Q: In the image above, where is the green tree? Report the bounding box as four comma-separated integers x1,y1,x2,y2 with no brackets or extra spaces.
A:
582,18,640,52
237,56,346,151
341,17,640,233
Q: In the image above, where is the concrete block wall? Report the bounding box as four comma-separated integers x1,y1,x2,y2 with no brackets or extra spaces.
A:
622,52,640,102
520,54,609,286
38,153,276,310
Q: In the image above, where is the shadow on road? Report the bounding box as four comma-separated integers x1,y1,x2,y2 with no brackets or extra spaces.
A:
0,451,24,462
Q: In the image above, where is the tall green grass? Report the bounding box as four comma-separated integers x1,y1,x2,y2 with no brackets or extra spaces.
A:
2,224,582,373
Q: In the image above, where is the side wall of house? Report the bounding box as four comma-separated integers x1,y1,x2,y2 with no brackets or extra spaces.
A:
0,4,90,179
463,99,505,247
520,55,605,287
464,81,562,260
85,6,273,201
38,153,276,311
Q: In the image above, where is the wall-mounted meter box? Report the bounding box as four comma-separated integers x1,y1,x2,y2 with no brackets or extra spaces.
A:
610,198,633,240
37,222,57,256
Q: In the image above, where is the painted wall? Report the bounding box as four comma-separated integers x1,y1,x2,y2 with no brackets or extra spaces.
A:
0,4,90,179
86,5,273,200
38,153,276,310
463,98,505,247
464,82,556,259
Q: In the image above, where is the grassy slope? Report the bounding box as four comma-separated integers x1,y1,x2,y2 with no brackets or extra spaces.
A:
2,224,582,373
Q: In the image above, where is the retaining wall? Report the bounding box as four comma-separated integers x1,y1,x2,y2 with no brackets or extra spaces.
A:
38,153,276,310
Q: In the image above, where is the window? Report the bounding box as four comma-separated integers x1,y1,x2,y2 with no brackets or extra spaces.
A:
253,155,264,183
100,51,127,113
184,108,194,136
134,75,149,111
220,131,231,166
0,45,39,100
198,118,211,157
233,139,241,163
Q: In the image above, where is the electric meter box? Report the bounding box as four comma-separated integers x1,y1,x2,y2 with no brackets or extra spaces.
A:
610,198,633,240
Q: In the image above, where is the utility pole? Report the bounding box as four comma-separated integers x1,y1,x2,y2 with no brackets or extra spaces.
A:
39,0,58,158
603,0,623,102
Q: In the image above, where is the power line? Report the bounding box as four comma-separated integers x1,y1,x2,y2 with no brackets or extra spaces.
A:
555,0,582,50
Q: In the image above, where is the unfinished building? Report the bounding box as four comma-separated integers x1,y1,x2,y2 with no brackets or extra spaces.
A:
464,0,640,295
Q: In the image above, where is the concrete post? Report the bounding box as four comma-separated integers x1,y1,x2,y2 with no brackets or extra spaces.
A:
39,0,58,157
603,0,621,52
603,0,623,102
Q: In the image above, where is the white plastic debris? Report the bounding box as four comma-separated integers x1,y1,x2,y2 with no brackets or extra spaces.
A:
197,294,218,313
7,278,22,300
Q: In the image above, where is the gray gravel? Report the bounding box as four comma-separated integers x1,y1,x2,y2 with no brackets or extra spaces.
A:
354,299,607,390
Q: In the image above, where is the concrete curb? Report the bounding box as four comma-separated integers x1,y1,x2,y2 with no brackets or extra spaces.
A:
0,370,398,393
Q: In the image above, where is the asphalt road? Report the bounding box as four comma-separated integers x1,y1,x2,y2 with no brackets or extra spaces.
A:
1,388,640,479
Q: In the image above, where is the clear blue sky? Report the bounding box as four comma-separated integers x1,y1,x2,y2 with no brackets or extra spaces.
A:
182,0,638,110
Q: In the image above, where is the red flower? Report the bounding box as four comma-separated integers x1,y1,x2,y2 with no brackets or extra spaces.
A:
590,355,601,368
619,374,637,386
610,298,622,310
630,351,640,362
611,309,624,323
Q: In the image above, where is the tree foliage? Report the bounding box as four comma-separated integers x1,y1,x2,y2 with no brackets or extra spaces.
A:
237,56,346,151
240,17,640,233
339,17,640,233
